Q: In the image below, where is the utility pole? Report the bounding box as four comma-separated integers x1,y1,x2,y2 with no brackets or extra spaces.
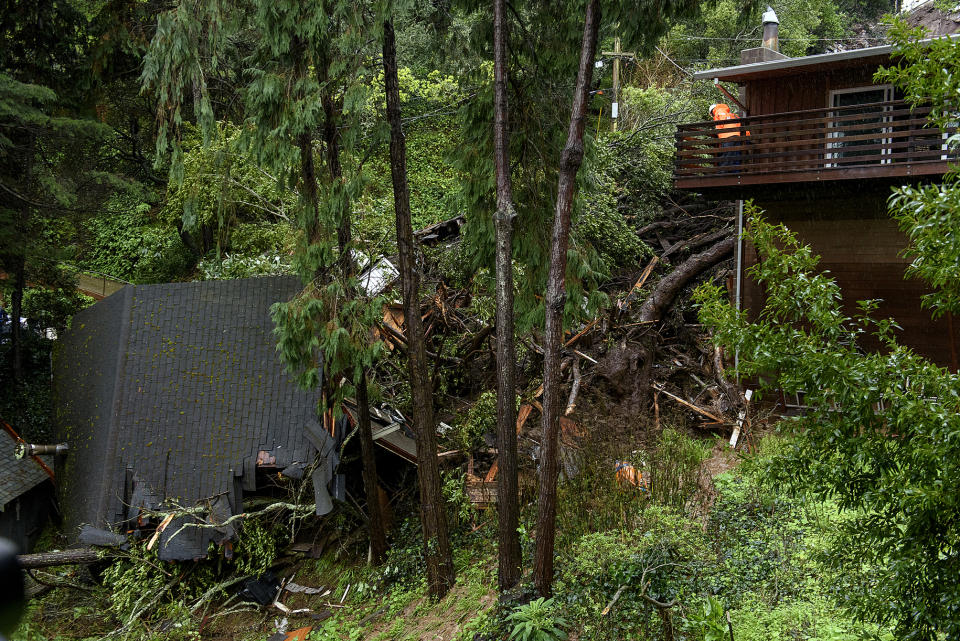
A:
601,37,635,132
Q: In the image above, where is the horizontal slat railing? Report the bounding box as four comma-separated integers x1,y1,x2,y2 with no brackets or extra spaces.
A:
674,100,956,187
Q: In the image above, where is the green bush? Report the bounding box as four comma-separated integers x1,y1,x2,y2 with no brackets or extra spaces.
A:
196,253,290,280
576,142,651,273
556,508,711,641
650,428,708,509
451,390,496,454
506,598,568,641
21,287,94,332
228,222,294,255
684,595,728,641
84,203,194,283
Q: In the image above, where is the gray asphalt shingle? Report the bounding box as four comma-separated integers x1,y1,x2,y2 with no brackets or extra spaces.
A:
54,276,331,560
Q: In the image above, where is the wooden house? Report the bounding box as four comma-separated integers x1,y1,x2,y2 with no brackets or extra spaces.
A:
674,28,960,368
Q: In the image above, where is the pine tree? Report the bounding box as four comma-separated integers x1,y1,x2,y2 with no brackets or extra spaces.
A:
531,0,704,597
142,0,391,559
0,1,114,382
534,0,602,597
382,13,456,600
492,0,522,594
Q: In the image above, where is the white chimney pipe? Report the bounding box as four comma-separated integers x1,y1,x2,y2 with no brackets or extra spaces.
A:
762,6,780,52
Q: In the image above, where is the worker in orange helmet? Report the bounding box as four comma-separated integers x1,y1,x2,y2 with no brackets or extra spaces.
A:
710,103,750,170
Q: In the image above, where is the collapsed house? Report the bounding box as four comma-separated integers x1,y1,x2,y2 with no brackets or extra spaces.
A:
53,276,347,560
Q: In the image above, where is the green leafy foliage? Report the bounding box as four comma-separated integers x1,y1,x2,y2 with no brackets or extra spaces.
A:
0,337,55,441
576,143,651,274
21,287,93,333
450,390,496,453
555,508,708,640
506,598,568,641
650,427,708,508
101,517,286,635
696,207,960,640
665,0,846,69
271,280,387,414
160,123,296,259
84,201,194,283
685,595,728,641
878,21,960,319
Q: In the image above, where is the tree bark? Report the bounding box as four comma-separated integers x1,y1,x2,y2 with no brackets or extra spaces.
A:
382,17,455,599
493,0,521,594
299,130,322,247
534,0,601,598
357,374,387,564
11,252,25,383
638,236,734,323
317,35,351,271
17,547,102,569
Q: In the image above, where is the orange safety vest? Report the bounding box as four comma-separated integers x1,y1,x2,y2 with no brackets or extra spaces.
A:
711,103,750,139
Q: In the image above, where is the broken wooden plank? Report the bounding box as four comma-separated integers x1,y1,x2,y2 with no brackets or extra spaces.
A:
483,460,499,483
565,358,582,416
571,349,598,365
464,479,497,507
729,388,753,448
516,404,533,433
653,384,725,424
146,513,175,551
618,256,660,310
284,627,312,641
564,318,599,348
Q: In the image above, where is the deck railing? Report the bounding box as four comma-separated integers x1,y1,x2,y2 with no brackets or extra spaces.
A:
674,100,956,189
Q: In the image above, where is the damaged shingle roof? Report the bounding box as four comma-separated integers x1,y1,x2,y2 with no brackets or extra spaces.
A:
0,433,50,509
54,276,336,560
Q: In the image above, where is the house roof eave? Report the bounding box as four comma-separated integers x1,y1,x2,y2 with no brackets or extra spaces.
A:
692,34,960,83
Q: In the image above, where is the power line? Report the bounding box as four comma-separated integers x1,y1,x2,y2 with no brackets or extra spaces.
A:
655,46,694,78
672,35,889,42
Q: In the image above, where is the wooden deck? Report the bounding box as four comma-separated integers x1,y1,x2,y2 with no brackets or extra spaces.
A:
674,100,956,191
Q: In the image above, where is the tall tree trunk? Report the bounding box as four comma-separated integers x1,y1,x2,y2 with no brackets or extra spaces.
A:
382,17,455,599
10,251,25,383
492,0,521,594
357,374,388,563
299,131,322,246
317,35,352,271
317,39,387,563
534,0,601,598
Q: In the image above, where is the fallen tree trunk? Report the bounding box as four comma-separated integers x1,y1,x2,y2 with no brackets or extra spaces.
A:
18,548,103,569
661,227,733,264
639,236,735,323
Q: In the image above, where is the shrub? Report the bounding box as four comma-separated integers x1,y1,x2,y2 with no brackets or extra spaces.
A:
451,390,496,454
650,428,708,509
506,598,568,641
556,508,711,641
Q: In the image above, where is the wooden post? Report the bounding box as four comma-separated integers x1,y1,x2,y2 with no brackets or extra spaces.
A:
611,37,620,132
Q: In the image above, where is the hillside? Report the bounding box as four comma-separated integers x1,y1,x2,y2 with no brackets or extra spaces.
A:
3,1,959,640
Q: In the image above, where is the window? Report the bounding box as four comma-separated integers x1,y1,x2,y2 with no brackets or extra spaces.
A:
826,85,894,167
